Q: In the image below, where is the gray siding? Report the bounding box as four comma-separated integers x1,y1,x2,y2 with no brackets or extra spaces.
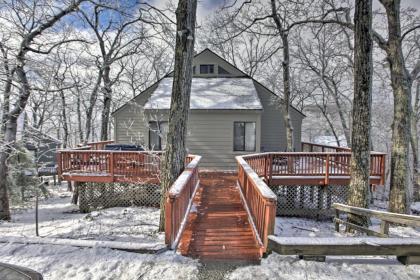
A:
112,49,304,169
114,83,159,146
255,82,303,152
186,110,261,170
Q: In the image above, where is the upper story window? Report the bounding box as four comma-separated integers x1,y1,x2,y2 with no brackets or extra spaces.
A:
149,121,168,150
233,122,256,152
218,65,230,75
200,64,214,74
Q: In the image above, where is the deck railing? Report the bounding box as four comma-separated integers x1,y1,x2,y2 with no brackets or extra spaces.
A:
57,150,162,181
244,151,386,186
165,155,202,249
301,141,351,153
74,140,115,150
236,156,277,252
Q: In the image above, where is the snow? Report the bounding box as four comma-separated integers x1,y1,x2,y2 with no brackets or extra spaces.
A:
144,77,263,110
1,183,420,279
236,156,277,200
228,217,420,280
0,185,164,244
269,236,420,246
228,253,420,280
412,202,420,215
275,217,420,239
0,243,198,280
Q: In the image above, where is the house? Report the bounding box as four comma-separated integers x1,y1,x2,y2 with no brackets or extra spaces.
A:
16,112,61,175
112,49,305,169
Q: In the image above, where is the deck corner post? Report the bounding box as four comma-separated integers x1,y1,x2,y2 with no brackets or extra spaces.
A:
165,195,175,247
57,152,62,179
380,154,386,185
263,201,276,250
325,154,330,185
264,155,268,180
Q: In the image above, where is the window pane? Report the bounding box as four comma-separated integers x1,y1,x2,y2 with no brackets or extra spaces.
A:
200,64,214,74
234,122,245,151
200,65,208,74
149,122,160,150
245,122,256,151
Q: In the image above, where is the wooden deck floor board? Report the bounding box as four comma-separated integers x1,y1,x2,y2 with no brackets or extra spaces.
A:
177,173,262,263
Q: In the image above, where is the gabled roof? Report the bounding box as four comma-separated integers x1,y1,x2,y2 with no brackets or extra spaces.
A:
144,77,262,110
112,48,305,117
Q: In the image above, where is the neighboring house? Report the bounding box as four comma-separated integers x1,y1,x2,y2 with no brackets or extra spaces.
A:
16,112,61,172
113,49,305,169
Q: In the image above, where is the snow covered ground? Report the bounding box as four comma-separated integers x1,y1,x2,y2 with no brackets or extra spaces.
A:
0,243,198,280
0,184,164,244
0,183,419,279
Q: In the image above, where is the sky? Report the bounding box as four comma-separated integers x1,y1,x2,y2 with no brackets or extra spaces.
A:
150,0,420,19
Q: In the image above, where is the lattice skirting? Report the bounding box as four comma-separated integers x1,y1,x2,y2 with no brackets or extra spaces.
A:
270,185,348,218
78,182,161,212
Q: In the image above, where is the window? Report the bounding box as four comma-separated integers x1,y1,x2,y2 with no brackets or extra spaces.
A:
193,66,196,75
200,64,214,74
218,65,230,75
234,122,256,151
149,121,168,150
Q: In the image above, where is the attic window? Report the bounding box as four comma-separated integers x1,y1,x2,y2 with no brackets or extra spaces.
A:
218,65,230,75
200,64,214,74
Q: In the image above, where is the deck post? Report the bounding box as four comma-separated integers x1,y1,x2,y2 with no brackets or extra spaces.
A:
269,154,273,186
57,152,62,180
380,154,386,185
325,154,330,185
264,154,268,180
109,152,114,182
165,196,175,246
263,201,276,250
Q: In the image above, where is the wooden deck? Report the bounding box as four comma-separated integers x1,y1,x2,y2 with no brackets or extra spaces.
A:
177,173,263,263
57,141,387,263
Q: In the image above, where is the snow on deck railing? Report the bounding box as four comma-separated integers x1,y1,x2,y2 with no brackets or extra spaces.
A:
243,151,386,186
236,155,277,253
301,141,351,153
165,155,202,249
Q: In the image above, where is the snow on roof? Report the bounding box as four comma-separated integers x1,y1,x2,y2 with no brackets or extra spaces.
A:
144,77,263,110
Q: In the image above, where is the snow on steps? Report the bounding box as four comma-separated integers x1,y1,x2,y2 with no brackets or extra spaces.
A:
268,236,420,263
0,236,167,254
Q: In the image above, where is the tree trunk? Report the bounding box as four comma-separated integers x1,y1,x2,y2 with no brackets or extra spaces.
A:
101,65,112,141
270,0,294,151
280,34,294,151
159,0,197,232
85,69,103,143
411,80,420,200
0,114,18,220
380,0,412,214
60,90,69,148
346,0,373,228
76,93,84,144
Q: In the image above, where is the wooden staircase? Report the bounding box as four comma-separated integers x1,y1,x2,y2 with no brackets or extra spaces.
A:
177,173,263,263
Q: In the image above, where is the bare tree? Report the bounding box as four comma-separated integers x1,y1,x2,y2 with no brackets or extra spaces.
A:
0,0,85,220
346,0,373,227
79,2,148,142
295,24,353,146
159,0,197,231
